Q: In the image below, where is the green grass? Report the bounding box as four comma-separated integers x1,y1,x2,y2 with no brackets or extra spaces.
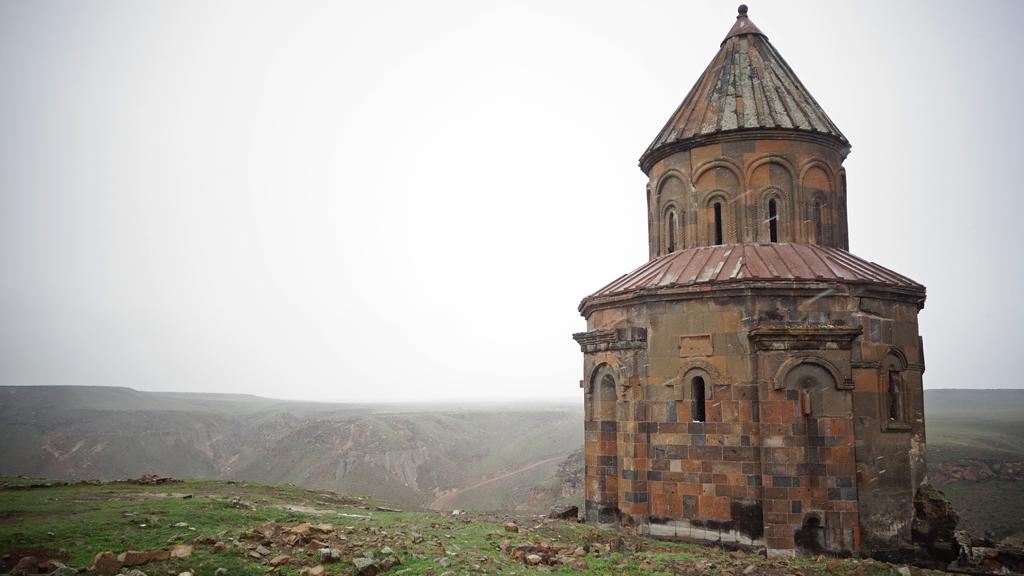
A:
927,414,1024,464
1,477,953,576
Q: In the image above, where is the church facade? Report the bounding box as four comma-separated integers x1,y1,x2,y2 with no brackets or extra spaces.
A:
574,6,928,558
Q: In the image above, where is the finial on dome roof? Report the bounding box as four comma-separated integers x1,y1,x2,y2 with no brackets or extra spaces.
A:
722,3,764,44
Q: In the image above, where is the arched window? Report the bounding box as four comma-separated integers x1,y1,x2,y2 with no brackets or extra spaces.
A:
668,211,677,253
713,203,723,245
768,199,778,243
691,376,706,422
811,198,824,243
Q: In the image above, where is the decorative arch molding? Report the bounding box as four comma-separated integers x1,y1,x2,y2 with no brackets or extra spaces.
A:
880,348,909,371
586,360,623,393
744,153,798,188
699,189,736,246
772,356,851,391
799,159,837,192
654,168,692,198
678,359,722,386
692,158,745,192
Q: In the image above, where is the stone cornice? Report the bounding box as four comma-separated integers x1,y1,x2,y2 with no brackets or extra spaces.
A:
573,328,648,353
578,280,925,318
748,325,864,351
640,129,850,174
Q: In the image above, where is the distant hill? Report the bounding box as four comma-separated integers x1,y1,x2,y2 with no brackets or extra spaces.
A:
0,386,582,512
924,388,1024,415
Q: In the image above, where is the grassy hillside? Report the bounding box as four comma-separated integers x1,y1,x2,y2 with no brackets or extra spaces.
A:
0,477,956,576
924,390,1024,540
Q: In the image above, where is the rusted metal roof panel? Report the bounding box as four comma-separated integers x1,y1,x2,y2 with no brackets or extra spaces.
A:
639,8,847,168
585,244,924,300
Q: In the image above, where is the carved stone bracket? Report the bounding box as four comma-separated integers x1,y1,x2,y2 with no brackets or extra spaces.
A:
573,327,648,353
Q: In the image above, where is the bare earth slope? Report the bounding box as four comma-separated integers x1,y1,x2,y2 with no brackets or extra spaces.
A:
0,386,582,511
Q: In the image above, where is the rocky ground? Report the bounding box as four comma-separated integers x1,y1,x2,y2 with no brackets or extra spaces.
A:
2,476,1023,576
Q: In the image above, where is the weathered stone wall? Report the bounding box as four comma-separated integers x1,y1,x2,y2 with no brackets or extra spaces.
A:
576,283,926,556
645,139,849,259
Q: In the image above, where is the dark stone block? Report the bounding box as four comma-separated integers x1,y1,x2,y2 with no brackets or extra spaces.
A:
828,488,841,500
667,401,677,423
600,420,618,432
648,470,662,481
690,446,723,461
597,455,618,466
792,500,802,513
730,498,765,539
623,491,648,503
691,434,707,446
841,487,858,501
741,435,750,446
683,495,699,517
809,436,825,447
688,422,703,434
786,389,800,401
796,463,810,476
747,475,762,486
825,435,838,447
773,476,792,488
723,140,756,155
684,472,700,483
621,469,639,481
836,476,853,488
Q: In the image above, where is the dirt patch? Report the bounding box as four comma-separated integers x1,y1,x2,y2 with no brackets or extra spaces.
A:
0,511,57,526
0,547,69,574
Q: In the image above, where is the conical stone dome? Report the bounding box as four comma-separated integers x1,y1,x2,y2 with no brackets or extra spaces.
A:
639,5,848,172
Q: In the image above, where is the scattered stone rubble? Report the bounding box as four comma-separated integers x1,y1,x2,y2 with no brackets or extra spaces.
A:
1,475,180,491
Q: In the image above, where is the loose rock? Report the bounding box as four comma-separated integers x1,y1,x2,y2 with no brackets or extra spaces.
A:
117,551,151,566
90,551,123,576
169,545,193,558
269,556,292,567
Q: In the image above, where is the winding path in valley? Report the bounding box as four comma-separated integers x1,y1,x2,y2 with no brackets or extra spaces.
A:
429,453,568,510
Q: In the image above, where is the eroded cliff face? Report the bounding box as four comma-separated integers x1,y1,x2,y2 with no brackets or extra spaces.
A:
0,386,583,510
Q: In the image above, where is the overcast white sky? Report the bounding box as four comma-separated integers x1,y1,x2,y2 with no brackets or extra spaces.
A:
1,0,1021,402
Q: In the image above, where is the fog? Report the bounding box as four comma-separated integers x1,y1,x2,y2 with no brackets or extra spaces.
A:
1,0,1020,401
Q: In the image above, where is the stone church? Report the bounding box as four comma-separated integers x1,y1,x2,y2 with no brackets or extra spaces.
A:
573,6,928,558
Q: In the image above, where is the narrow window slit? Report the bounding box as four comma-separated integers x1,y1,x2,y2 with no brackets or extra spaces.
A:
713,203,723,245
769,199,778,243
692,377,706,422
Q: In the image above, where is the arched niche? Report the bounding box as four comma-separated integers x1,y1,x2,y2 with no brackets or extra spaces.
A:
879,349,910,430
775,357,850,418
588,363,619,421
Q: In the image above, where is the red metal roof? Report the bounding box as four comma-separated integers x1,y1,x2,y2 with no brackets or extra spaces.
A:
639,7,847,170
584,244,923,302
